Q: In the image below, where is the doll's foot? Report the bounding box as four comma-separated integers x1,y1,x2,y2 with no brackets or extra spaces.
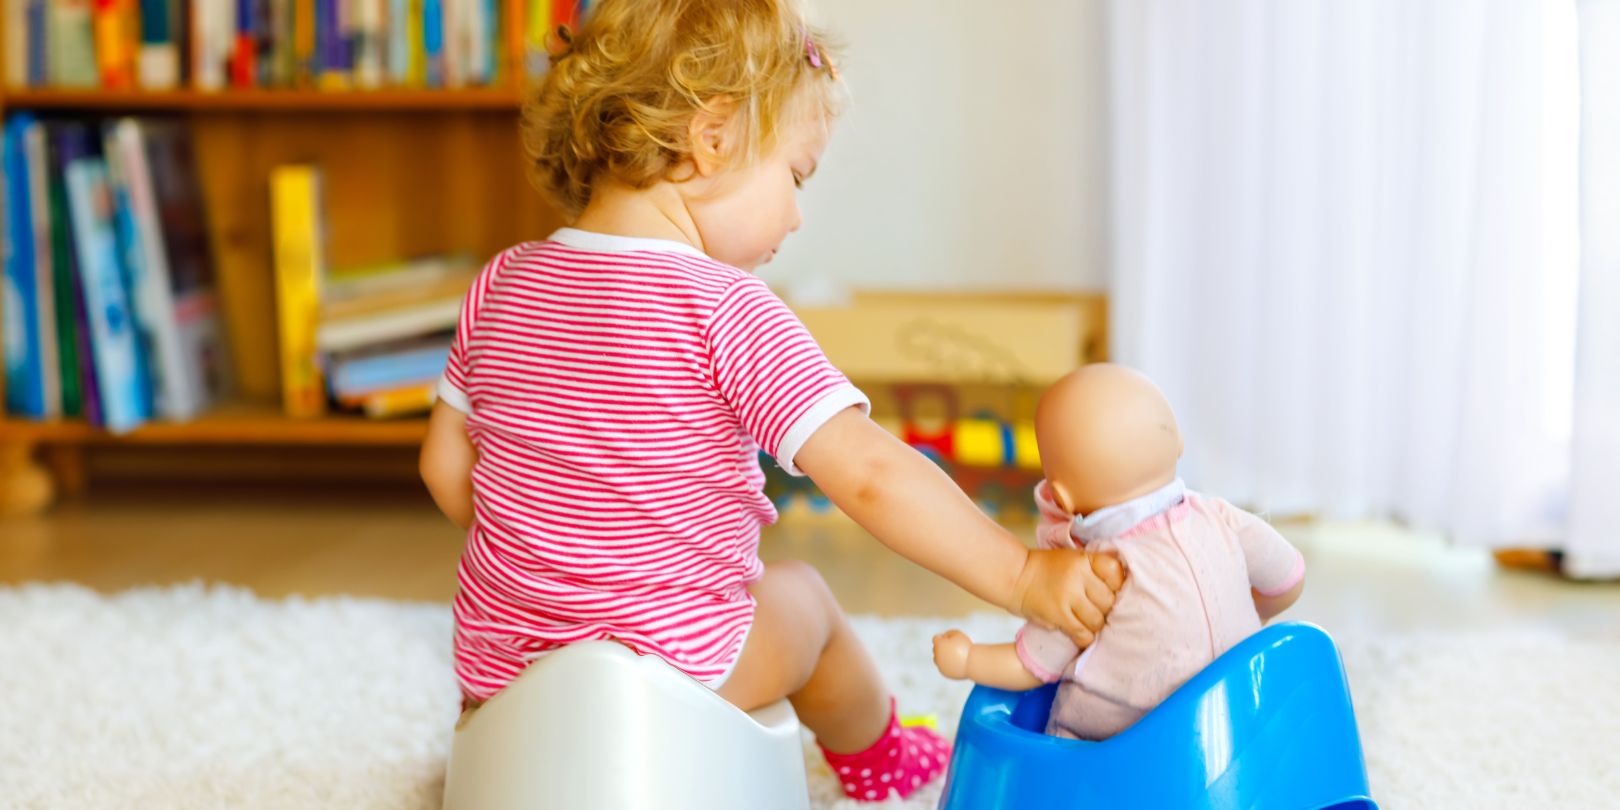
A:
819,698,951,802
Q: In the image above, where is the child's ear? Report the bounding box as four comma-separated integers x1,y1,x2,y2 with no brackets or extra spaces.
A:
688,98,738,178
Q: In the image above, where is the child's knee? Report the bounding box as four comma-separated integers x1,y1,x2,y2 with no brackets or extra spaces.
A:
758,560,839,633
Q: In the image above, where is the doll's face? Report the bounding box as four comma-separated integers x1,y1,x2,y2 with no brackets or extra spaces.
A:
1036,365,1183,516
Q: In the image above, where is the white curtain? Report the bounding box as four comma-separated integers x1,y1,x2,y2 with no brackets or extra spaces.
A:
1566,0,1620,577
1104,0,1577,548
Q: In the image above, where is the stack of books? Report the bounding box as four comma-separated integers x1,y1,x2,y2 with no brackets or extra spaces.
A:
2,113,230,433
269,163,472,419
1,0,590,91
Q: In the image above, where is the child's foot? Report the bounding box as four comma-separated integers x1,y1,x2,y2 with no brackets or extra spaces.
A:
819,698,951,802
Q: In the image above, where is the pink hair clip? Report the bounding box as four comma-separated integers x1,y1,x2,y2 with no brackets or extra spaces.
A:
803,27,837,79
804,29,823,68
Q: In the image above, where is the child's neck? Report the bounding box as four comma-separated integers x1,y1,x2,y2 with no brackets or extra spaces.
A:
571,180,705,253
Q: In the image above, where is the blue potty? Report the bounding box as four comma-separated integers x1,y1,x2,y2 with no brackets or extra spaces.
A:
939,622,1376,810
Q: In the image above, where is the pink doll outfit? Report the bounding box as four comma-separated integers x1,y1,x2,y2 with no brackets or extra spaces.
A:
1016,479,1306,740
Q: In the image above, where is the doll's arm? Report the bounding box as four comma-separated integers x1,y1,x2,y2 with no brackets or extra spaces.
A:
797,407,1125,647
420,401,477,530
1218,499,1306,622
933,630,1045,692
1253,578,1304,622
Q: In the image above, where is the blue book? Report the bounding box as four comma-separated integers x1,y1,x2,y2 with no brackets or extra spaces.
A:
102,131,160,420
25,0,48,86
64,160,152,434
330,340,451,397
422,0,444,88
3,115,47,419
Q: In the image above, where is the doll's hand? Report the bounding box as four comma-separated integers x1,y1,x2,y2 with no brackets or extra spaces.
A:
1013,548,1127,648
932,630,974,680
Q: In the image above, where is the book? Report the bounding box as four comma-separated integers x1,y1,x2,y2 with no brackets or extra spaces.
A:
4,0,26,87
109,118,229,422
24,122,63,418
422,0,442,87
328,336,449,398
136,0,181,89
316,296,460,353
91,0,136,88
324,253,473,300
49,0,100,87
44,124,88,420
64,159,151,434
358,380,435,418
25,0,48,85
3,116,47,419
270,165,327,418
321,272,471,320
102,130,160,419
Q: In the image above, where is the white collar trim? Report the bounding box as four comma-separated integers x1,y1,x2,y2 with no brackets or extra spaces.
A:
1071,478,1187,543
549,227,711,259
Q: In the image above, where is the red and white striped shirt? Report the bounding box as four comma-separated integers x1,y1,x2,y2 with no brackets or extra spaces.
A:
437,229,868,701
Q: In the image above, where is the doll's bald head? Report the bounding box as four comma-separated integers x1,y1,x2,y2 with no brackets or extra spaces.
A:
1035,364,1183,517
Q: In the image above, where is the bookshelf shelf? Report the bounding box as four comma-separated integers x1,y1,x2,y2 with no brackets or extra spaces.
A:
0,401,427,446
0,89,524,113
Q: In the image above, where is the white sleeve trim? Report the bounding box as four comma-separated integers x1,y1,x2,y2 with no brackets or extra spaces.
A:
774,385,871,477
437,374,472,414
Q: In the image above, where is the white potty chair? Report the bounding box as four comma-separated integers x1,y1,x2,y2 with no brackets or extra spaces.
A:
442,641,810,810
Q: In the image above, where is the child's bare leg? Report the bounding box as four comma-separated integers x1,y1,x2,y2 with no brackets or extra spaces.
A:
716,559,889,752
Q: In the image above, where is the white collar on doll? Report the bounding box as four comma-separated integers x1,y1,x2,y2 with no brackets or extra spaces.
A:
1070,478,1187,544
549,227,711,259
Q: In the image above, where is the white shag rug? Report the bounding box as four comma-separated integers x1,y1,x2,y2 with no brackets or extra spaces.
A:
1,584,1617,809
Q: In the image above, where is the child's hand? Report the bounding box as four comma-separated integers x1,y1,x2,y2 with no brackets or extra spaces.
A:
1014,548,1127,648
932,630,974,680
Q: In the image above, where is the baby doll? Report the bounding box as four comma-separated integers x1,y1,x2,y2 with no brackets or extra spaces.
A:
932,364,1306,740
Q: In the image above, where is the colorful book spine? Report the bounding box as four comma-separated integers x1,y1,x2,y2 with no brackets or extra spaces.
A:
230,0,257,86
3,117,47,419
421,0,442,87
4,0,26,86
522,0,547,79
292,0,314,83
44,127,85,419
359,381,435,418
269,165,327,418
136,0,181,88
64,159,151,434
90,0,135,88
50,0,100,87
24,122,62,418
330,341,449,397
101,132,159,419
25,0,49,85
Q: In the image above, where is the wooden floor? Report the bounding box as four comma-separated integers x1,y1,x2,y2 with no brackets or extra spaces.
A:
2,480,1615,635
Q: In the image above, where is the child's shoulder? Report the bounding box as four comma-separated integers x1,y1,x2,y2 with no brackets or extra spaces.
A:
489,233,760,299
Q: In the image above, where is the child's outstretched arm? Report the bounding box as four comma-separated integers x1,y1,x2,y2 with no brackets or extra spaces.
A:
420,401,477,530
797,407,1125,647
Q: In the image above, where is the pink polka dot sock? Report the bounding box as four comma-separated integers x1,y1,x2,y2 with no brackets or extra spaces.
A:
817,697,952,802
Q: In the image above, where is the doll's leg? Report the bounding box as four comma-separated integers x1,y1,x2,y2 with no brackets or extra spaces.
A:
716,559,888,751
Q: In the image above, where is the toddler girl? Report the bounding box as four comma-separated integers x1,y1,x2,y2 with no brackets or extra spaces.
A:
417,0,1123,801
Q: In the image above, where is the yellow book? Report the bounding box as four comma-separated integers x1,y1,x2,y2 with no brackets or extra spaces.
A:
361,382,437,419
269,165,328,418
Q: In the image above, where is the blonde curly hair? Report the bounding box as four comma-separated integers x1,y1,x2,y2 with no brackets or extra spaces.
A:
521,0,844,218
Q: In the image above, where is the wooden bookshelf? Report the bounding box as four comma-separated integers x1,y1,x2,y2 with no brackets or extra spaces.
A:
0,89,523,113
0,400,427,446
0,81,563,516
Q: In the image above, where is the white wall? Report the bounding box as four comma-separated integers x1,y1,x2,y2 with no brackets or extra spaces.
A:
761,0,1111,302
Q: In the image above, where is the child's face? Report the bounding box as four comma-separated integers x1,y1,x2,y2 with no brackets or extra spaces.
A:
685,110,830,271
